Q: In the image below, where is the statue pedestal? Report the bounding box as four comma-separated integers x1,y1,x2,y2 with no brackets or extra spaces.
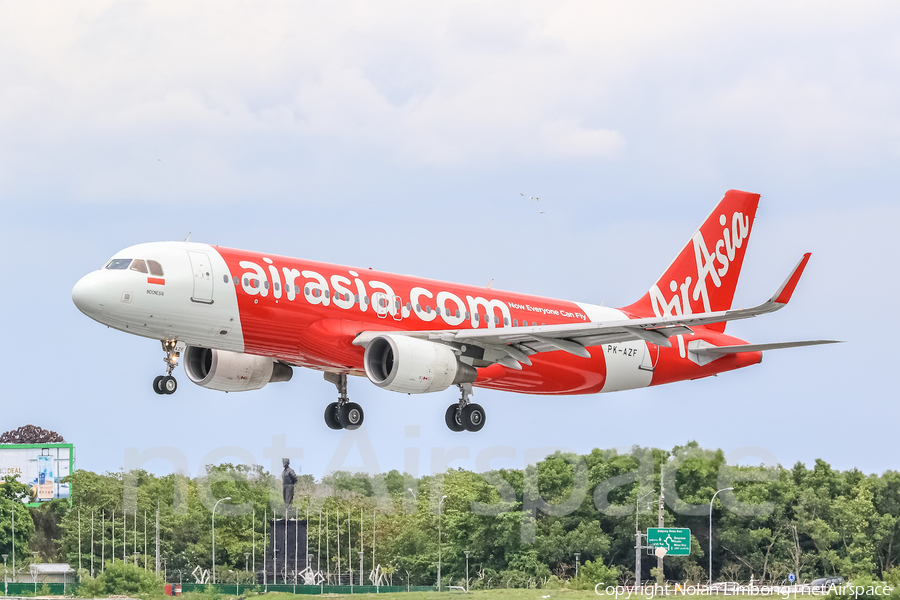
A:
259,519,308,584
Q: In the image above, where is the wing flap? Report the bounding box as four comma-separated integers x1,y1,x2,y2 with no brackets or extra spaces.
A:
690,339,842,358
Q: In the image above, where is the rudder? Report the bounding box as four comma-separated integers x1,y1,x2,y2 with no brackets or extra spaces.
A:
622,190,760,332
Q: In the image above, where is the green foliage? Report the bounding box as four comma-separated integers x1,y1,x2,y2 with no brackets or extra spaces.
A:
77,559,164,596
42,444,900,590
0,476,36,562
570,559,618,589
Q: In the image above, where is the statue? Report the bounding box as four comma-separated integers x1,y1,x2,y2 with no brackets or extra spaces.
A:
282,458,298,509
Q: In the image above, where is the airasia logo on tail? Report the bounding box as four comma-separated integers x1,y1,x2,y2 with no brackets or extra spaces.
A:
650,212,751,318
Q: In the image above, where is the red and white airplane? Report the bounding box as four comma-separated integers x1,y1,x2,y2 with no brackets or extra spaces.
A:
73,190,837,432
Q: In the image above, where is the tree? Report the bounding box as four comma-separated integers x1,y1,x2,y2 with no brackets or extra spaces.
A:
0,475,36,566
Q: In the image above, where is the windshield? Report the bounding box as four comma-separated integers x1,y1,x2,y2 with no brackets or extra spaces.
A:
105,258,133,270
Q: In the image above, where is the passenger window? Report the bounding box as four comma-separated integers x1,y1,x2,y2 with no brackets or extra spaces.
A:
130,259,148,274
494,315,499,324
105,258,132,270
295,285,300,294
465,312,470,320
513,319,518,327
356,295,361,303
416,303,422,312
325,290,330,299
426,305,432,313
455,310,461,318
364,296,369,305
305,287,310,296
504,317,509,326
264,281,270,290
147,260,164,276
274,282,280,292
223,275,229,283
244,278,249,286
406,302,412,311
474,313,479,322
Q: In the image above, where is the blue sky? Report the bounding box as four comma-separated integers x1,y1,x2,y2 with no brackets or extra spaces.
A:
1,1,897,480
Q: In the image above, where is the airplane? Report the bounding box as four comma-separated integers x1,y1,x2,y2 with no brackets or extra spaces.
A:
72,190,838,432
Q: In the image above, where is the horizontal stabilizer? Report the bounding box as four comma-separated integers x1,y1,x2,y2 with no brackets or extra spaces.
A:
691,339,842,358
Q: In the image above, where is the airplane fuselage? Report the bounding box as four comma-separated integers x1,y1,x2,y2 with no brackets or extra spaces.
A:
73,240,761,396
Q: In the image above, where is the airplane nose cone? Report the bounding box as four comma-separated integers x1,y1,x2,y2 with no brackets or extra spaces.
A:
72,272,108,318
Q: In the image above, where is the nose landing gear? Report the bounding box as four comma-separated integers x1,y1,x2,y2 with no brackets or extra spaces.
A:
153,339,183,395
323,372,364,430
445,384,485,432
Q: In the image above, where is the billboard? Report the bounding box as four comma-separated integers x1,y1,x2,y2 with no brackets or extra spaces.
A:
0,443,74,505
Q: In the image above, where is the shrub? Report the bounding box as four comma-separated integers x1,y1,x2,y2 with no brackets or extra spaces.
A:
77,559,163,597
570,560,619,590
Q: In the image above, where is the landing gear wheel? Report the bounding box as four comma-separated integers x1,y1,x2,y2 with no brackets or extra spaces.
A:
461,403,486,432
160,375,177,395
445,404,465,432
324,402,342,430
153,376,165,395
339,402,364,430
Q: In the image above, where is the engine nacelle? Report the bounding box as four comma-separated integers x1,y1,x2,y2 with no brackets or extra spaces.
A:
184,346,293,392
363,334,477,394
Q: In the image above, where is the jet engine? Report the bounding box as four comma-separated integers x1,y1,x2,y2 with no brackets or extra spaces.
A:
183,346,293,392
363,334,476,394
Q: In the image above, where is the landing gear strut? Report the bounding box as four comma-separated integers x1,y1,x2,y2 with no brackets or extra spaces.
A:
445,384,485,432
323,372,364,430
153,339,182,395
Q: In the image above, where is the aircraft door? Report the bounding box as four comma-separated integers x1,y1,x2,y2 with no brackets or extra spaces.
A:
372,292,389,318
391,295,403,321
639,342,659,372
188,251,214,304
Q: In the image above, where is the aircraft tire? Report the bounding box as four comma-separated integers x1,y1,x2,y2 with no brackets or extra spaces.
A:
324,402,342,430
339,402,364,430
445,404,465,432
153,376,165,395
461,403,486,432
161,376,177,394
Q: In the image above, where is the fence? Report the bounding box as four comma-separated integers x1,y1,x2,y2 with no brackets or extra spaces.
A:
179,583,435,594
0,582,435,596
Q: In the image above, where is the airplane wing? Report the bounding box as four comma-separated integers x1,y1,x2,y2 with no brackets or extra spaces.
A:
352,254,841,369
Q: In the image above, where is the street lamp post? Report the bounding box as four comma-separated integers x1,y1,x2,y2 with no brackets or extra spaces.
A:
708,487,733,584
438,495,447,591
358,552,363,586
574,553,580,578
212,497,232,584
3,554,8,596
464,551,470,592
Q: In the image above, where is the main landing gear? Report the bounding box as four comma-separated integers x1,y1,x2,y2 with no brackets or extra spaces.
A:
445,384,485,432
323,372,364,430
153,339,182,395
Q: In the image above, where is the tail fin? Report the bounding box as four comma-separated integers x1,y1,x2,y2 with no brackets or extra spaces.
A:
623,189,760,332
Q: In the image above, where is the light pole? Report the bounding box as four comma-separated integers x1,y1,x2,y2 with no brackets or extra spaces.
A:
464,551,470,592
438,495,447,591
358,552,363,586
574,553,580,578
708,487,733,584
245,552,251,575
212,497,232,584
3,554,8,596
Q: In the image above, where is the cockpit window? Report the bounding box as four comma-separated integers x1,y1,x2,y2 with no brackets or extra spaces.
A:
105,258,133,270
130,259,148,274
147,260,164,276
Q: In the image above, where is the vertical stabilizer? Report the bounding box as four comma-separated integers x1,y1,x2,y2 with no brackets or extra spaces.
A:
622,190,760,332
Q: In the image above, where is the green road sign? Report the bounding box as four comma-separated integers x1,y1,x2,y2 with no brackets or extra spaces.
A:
647,527,691,556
